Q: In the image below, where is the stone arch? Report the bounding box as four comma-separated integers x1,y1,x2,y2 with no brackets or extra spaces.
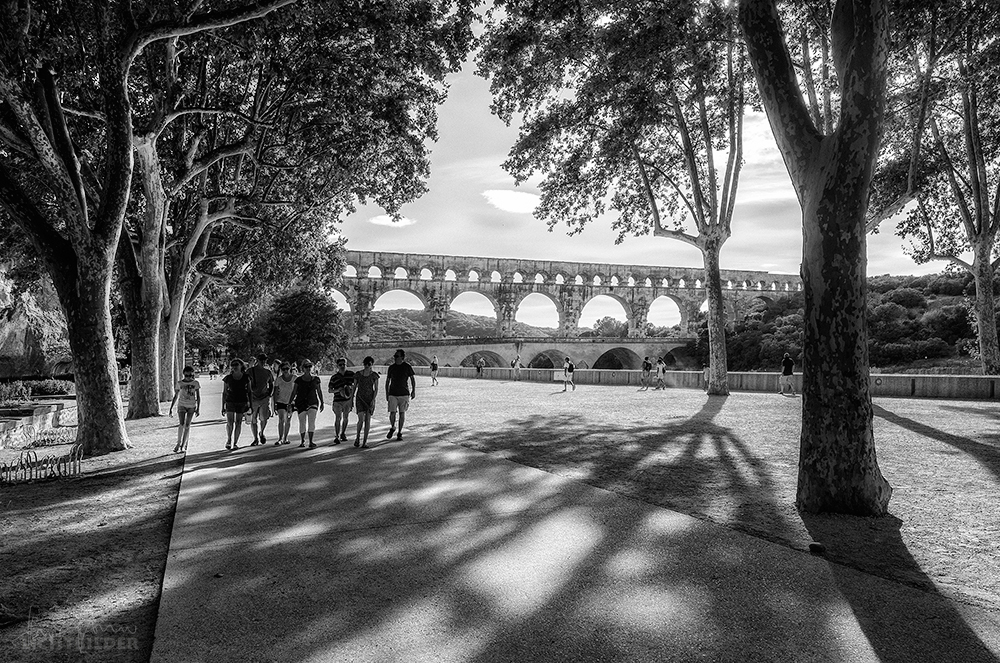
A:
450,289,500,314
343,265,358,278
527,349,565,369
593,347,643,370
393,267,409,279
515,292,560,329
459,350,506,367
373,287,429,310
647,294,683,328
419,268,433,280
490,270,502,283
444,269,457,281
330,287,351,311
512,271,524,283
367,266,383,278
406,351,432,366
555,274,566,284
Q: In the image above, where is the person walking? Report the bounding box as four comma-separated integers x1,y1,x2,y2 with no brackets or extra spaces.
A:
208,361,219,381
654,358,666,390
640,356,652,390
289,359,324,448
222,358,252,450
780,352,796,396
328,357,356,444
248,353,274,445
562,356,575,391
475,356,485,378
430,355,439,386
385,349,416,441
512,354,521,381
272,361,296,445
354,356,379,448
168,365,200,453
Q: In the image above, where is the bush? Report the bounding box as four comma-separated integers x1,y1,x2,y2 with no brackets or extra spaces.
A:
885,287,927,309
0,381,31,405
24,379,74,396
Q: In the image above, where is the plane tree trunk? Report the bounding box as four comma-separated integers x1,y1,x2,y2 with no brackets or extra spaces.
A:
740,0,892,515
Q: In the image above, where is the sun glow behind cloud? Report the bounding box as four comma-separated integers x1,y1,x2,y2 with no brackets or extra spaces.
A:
482,190,540,214
368,214,418,227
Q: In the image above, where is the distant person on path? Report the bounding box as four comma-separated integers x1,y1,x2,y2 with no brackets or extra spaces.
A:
475,356,485,378
289,359,324,448
248,353,274,445
512,354,521,381
168,365,200,453
222,359,252,450
272,362,296,445
430,355,439,386
208,361,219,380
562,357,575,391
328,357,356,444
640,357,652,390
654,358,666,390
780,352,796,396
386,349,416,441
354,356,380,448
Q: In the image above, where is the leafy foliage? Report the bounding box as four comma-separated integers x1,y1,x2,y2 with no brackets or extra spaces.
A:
261,288,349,365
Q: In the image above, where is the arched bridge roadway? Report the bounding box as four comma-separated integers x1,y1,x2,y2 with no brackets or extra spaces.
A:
337,250,800,340
348,337,696,371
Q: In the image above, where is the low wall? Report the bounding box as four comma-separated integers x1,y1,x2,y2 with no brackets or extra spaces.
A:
408,366,1000,400
0,403,66,449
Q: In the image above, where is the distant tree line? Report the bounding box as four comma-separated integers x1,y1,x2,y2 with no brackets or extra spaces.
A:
686,272,979,372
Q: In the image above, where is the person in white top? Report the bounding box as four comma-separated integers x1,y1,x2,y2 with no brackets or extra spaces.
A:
168,365,201,453
271,362,297,445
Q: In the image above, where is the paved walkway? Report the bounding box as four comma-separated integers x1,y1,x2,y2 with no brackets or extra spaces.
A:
151,379,1000,662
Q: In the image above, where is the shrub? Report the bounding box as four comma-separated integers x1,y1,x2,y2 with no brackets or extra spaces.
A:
885,287,927,309
24,379,74,396
0,381,31,405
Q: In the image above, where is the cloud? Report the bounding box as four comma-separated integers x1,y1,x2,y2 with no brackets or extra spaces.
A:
482,189,540,214
367,214,418,227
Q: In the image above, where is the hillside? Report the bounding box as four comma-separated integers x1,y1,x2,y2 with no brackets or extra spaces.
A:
360,309,557,341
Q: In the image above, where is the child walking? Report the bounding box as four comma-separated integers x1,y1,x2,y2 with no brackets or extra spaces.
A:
168,365,200,453
353,356,379,448
272,361,296,444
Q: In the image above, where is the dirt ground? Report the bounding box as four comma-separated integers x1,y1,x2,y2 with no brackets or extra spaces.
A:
1,377,998,662
0,417,183,662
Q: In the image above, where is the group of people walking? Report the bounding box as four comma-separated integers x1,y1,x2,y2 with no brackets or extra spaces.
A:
167,349,418,454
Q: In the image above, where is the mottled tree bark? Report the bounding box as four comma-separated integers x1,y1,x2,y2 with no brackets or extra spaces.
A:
701,239,730,396
48,249,131,455
740,0,892,515
971,247,1000,374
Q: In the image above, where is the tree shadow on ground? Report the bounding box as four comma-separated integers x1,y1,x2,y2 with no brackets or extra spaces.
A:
874,403,1000,480
408,396,998,663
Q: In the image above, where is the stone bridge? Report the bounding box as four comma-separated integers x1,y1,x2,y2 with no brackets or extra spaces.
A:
347,337,695,371
336,250,801,340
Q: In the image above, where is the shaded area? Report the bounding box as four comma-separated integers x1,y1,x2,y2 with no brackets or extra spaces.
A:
0,419,184,663
593,347,642,370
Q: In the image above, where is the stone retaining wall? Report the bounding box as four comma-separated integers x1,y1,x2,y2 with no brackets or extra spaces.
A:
0,403,69,449
407,366,1000,400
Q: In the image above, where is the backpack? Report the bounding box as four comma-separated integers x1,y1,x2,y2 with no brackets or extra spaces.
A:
567,362,575,373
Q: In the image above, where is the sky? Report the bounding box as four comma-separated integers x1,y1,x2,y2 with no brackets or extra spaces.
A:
335,55,940,329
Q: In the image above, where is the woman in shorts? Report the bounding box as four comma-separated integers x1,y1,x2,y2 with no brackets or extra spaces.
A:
272,362,296,445
353,356,379,448
289,359,324,448
430,355,439,386
168,365,200,453
222,359,252,449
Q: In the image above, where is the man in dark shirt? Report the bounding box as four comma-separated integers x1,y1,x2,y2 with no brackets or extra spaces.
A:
780,352,795,396
385,348,416,441
328,357,356,443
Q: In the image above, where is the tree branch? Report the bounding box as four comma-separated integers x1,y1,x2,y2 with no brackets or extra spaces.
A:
126,0,299,66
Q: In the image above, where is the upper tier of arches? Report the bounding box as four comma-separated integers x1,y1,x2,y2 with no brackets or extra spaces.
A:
342,250,801,293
